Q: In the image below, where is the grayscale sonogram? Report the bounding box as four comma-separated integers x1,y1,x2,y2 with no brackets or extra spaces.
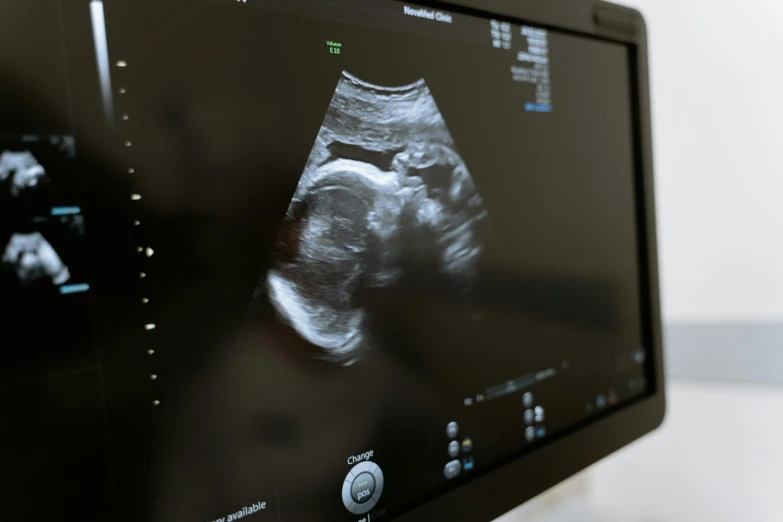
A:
0,151,49,198
0,135,77,210
253,71,489,365
2,231,70,286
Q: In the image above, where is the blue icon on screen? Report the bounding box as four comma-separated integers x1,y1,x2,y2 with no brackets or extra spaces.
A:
51,206,82,216
524,103,553,113
462,456,474,471
60,283,90,295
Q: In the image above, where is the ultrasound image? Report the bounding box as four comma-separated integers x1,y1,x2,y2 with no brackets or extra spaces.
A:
256,71,489,365
0,135,77,211
2,231,70,286
0,151,49,198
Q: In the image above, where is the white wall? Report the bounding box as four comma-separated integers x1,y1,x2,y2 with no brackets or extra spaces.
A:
622,0,783,322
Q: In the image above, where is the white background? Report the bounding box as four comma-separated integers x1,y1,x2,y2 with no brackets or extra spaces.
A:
622,0,783,323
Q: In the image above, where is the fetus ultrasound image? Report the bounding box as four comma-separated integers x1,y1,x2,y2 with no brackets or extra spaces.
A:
0,214,85,291
2,231,71,286
0,135,78,213
0,151,49,197
253,72,489,365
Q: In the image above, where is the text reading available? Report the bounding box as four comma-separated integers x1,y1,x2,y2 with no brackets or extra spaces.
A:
209,501,266,522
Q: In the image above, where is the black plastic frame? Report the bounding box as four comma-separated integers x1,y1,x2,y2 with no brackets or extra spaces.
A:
390,1,666,521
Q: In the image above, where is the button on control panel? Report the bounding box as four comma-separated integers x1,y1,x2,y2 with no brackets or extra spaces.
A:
342,461,384,514
350,472,376,504
444,459,461,480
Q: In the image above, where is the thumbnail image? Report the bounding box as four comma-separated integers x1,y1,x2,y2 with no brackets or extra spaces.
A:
2,231,70,286
0,151,48,198
0,213,87,293
0,135,78,212
254,71,489,365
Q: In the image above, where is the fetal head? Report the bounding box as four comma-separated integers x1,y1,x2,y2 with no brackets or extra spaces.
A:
301,185,372,260
392,143,475,208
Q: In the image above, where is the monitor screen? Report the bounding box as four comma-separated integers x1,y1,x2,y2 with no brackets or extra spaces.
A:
0,0,652,521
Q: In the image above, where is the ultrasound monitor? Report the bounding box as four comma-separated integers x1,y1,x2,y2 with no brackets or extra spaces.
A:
0,1,664,522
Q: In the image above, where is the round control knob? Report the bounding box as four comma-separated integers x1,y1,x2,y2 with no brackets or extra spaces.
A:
342,461,384,514
350,472,376,504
